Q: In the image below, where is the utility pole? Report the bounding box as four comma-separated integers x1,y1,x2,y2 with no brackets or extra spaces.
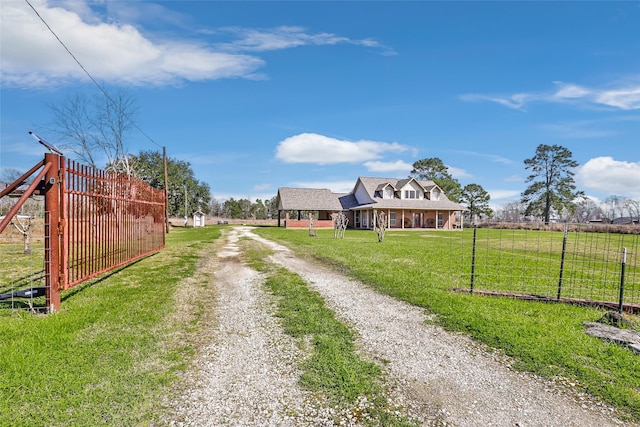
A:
184,185,188,227
163,146,169,233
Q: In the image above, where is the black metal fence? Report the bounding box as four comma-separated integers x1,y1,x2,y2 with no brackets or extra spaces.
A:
455,223,639,313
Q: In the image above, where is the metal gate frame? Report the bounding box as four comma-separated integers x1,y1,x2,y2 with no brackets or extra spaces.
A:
1,153,166,312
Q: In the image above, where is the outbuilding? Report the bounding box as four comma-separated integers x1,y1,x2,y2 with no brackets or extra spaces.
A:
193,210,206,227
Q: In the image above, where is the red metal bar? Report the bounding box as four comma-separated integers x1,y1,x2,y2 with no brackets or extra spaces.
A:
60,157,68,288
0,159,45,198
0,162,50,234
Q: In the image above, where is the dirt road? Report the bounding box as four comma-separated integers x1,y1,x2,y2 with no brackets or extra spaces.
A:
168,227,630,426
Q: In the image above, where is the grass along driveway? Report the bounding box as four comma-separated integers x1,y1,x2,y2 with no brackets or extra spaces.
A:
0,226,221,426
254,227,640,422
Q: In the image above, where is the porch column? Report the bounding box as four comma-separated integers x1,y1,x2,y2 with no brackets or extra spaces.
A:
436,210,439,229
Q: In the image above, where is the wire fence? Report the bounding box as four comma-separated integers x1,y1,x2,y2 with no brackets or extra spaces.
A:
0,219,46,310
452,223,639,313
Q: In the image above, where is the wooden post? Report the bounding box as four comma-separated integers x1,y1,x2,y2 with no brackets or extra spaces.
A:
44,153,61,312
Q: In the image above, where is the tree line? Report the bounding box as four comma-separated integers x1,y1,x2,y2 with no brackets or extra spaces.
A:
9,92,633,224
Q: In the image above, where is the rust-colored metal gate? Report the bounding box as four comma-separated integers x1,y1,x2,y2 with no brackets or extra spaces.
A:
1,153,166,311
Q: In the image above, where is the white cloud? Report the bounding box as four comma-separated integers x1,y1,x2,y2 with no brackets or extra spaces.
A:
2,1,391,88
576,157,640,198
275,133,410,165
447,166,472,180
459,93,530,111
216,26,395,55
552,82,590,99
0,0,264,87
595,87,640,110
487,189,522,201
460,79,640,111
291,180,355,194
253,183,271,192
454,150,513,165
364,160,413,173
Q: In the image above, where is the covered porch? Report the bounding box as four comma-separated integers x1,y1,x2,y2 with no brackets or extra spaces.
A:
353,208,463,230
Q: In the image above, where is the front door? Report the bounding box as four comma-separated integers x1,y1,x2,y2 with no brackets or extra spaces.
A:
414,213,421,228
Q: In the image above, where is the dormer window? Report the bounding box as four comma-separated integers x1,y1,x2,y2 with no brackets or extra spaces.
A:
432,188,441,200
404,190,417,199
384,187,394,199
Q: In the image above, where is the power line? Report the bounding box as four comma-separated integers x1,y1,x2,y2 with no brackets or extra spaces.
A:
24,0,163,150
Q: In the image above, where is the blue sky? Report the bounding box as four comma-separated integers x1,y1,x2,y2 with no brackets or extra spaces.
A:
1,1,639,208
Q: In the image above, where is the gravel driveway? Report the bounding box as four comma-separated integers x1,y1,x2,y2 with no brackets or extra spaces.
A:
168,226,632,426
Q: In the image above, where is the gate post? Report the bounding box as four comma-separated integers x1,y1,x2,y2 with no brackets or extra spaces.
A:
44,153,62,312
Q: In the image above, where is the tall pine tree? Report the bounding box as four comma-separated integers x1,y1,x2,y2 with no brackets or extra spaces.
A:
521,144,583,224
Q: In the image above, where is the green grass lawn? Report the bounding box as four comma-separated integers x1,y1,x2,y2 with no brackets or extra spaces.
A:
1,225,638,424
0,226,221,426
253,226,640,422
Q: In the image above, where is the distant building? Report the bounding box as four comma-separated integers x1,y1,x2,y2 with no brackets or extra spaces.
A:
193,210,206,227
612,217,639,225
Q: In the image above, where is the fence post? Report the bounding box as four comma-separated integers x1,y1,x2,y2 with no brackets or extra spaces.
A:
557,224,568,301
618,247,627,314
470,224,477,293
44,153,61,312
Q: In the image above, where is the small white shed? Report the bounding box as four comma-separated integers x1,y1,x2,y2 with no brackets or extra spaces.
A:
193,210,206,227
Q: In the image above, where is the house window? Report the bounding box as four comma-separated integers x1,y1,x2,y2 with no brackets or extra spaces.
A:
432,189,441,200
355,211,361,228
390,212,396,226
404,190,416,199
438,213,444,227
385,188,394,199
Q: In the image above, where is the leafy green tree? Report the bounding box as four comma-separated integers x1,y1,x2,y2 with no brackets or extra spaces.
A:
127,150,211,217
460,183,492,221
410,157,462,202
223,198,243,218
521,144,583,224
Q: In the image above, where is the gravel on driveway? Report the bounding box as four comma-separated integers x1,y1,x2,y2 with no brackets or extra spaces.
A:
168,227,632,427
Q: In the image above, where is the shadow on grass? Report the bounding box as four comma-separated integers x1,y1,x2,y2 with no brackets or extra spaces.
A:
0,253,157,312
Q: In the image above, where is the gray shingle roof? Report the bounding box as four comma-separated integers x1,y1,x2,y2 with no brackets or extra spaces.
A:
277,188,346,211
